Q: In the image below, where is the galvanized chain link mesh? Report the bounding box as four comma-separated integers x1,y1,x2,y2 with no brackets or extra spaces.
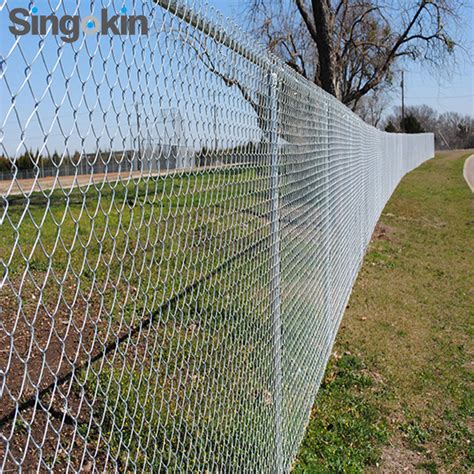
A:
0,0,434,471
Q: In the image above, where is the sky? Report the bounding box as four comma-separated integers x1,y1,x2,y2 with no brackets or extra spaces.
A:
0,1,260,157
206,0,474,118
400,60,473,117
0,0,472,159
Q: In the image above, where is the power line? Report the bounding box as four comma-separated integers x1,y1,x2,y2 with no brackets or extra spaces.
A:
405,94,474,99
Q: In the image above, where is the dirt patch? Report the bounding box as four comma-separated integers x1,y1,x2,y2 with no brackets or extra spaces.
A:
0,275,103,421
371,223,396,242
376,442,425,473
0,264,223,471
383,213,446,229
0,274,107,471
0,384,100,472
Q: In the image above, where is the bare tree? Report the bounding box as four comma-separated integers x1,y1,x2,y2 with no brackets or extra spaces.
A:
384,105,474,149
356,89,391,127
246,0,465,110
437,111,474,149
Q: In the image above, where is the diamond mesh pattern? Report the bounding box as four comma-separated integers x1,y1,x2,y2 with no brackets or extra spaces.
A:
0,0,434,471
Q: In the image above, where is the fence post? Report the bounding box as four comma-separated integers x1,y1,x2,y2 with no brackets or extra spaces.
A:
268,71,283,473
324,101,332,359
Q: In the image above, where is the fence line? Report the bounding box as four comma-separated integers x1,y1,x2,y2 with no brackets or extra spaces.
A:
0,0,433,472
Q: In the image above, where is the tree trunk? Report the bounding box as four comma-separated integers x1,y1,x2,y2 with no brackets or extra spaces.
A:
311,0,338,98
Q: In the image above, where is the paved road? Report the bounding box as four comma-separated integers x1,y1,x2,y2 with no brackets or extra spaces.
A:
463,155,474,192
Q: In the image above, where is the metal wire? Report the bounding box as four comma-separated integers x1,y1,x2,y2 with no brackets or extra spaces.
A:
0,0,434,471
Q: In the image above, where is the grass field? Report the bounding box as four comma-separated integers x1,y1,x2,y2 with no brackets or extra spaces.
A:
1,167,281,470
1,162,327,471
3,150,470,471
294,150,474,472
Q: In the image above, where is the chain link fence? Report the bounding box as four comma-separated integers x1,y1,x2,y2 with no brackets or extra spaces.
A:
0,0,434,471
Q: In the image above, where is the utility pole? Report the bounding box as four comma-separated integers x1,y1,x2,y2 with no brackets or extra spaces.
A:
437,128,450,149
401,70,405,132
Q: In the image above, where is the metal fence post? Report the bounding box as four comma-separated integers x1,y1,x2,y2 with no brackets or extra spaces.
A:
325,102,331,322
268,71,283,473
323,101,333,362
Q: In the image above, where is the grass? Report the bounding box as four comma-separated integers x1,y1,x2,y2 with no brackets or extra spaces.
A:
293,353,388,472
1,168,270,324
293,150,474,472
78,251,278,471
1,166,279,470
2,151,472,470
2,162,329,471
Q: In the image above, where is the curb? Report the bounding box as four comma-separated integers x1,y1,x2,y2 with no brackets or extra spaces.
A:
463,155,474,193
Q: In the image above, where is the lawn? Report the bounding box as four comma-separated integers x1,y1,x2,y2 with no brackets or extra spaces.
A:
294,150,474,472
3,150,471,471
1,166,280,470
1,161,329,471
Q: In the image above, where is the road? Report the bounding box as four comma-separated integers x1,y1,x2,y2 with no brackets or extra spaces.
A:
463,154,474,192
0,171,149,197
0,163,247,197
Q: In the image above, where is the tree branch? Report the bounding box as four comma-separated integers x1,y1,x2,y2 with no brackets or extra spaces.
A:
343,1,431,104
295,0,318,43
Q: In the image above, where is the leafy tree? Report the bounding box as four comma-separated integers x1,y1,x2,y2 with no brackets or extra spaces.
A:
0,155,12,172
15,151,35,170
51,150,61,166
400,114,425,134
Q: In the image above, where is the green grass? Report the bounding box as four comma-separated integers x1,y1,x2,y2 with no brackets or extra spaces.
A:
1,166,286,470
293,354,388,473
1,168,270,323
78,251,278,471
2,162,330,470
3,151,472,470
294,150,474,472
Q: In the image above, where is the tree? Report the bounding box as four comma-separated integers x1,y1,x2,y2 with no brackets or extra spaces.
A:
356,89,389,127
385,105,438,132
384,106,473,148
71,151,82,164
385,121,397,133
246,0,464,110
0,155,12,172
15,150,35,170
51,150,61,166
401,114,425,133
438,112,474,149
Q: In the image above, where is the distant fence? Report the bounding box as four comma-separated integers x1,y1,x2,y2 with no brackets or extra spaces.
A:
0,0,434,472
0,146,192,181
